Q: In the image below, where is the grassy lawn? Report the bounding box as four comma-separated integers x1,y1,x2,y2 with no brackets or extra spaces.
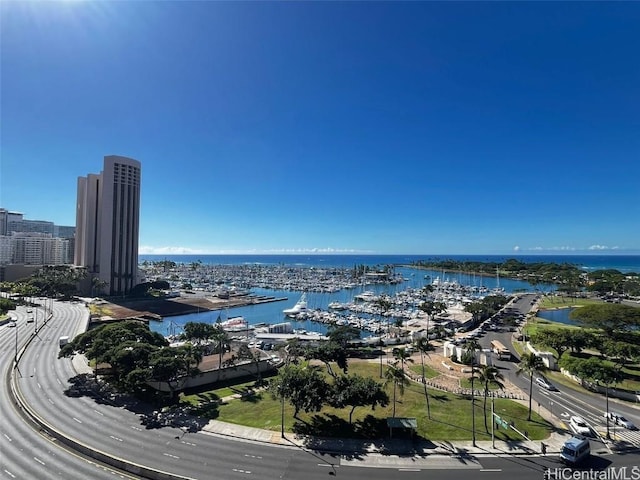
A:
537,296,602,309
409,363,440,379
209,362,553,441
523,318,581,340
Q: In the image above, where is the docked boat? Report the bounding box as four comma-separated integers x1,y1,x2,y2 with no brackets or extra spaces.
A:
328,301,348,310
354,291,377,302
283,293,308,317
220,316,251,332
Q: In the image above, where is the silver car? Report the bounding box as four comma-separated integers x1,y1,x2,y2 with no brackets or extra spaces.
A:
604,412,636,430
569,415,591,436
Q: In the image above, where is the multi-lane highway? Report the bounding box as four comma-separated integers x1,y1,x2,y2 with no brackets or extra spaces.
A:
0,301,132,480
2,297,639,479
478,294,640,450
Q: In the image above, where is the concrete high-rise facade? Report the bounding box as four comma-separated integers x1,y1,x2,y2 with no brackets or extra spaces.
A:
75,155,141,296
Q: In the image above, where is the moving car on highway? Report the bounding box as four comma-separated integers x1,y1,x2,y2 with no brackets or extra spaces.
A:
536,377,558,391
604,412,636,430
569,415,591,436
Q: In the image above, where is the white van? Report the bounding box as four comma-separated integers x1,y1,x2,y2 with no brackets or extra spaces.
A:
560,436,590,465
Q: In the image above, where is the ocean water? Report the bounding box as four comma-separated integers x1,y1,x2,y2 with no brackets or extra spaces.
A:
139,254,640,273
143,254,640,336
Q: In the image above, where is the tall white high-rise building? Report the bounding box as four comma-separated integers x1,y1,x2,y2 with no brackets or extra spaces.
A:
75,155,141,296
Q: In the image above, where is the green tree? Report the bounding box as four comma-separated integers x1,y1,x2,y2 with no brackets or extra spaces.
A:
269,363,329,420
375,296,393,337
329,374,389,424
516,353,547,420
148,344,202,401
530,329,572,360
570,304,640,336
304,341,348,379
383,362,409,418
415,337,433,419
326,324,360,348
476,365,504,433
418,300,446,349
392,346,414,374
464,339,481,446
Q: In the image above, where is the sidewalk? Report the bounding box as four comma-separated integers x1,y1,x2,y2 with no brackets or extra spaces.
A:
200,418,571,458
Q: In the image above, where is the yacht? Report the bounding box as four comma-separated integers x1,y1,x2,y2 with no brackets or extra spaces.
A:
283,293,308,317
354,291,377,302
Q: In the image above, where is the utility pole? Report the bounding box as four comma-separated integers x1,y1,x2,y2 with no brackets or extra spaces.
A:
471,360,476,447
491,396,495,449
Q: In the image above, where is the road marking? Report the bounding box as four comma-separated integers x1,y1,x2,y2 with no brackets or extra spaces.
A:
72,417,82,424
181,441,197,447
48,398,54,405
318,464,338,468
56,378,62,385
480,469,503,472
94,409,104,416
37,382,41,389
4,434,12,442
245,454,262,459
4,470,15,478
232,468,251,474
131,426,142,431
399,468,421,472
33,457,46,465
109,435,123,442
163,453,180,459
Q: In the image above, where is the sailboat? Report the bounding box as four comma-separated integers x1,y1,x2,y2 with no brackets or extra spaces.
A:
491,267,505,295
283,293,308,317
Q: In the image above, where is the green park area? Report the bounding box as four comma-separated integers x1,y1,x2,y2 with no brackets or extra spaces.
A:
181,361,553,441
522,306,640,393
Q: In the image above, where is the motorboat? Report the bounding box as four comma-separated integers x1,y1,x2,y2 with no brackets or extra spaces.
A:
354,291,377,302
220,316,251,332
328,301,348,310
283,293,308,317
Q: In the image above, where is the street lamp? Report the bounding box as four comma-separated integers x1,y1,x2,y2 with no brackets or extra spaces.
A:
280,390,285,439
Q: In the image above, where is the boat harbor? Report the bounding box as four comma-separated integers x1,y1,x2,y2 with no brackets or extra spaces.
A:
133,259,538,350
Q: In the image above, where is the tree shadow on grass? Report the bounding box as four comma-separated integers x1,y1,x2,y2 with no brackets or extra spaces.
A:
430,393,451,403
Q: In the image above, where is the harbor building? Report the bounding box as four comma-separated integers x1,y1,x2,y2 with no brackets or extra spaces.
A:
75,155,141,296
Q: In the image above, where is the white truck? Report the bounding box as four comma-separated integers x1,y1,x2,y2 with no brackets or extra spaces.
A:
58,336,70,347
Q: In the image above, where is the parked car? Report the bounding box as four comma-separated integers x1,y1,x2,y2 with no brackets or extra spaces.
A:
604,412,636,430
569,416,591,436
536,377,559,391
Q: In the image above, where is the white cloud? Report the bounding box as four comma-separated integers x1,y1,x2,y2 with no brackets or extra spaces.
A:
138,246,374,255
513,245,520,251
138,245,208,255
588,245,619,251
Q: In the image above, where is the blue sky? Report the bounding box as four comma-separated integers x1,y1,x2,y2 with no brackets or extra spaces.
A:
1,1,639,255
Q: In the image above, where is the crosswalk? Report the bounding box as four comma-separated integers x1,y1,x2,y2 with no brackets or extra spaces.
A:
557,404,640,449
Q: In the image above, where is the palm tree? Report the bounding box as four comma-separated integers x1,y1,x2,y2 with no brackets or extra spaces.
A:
416,337,432,419
375,295,393,338
392,346,414,374
516,353,547,420
418,300,446,347
212,324,230,369
465,339,481,446
383,362,409,418
477,365,505,433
